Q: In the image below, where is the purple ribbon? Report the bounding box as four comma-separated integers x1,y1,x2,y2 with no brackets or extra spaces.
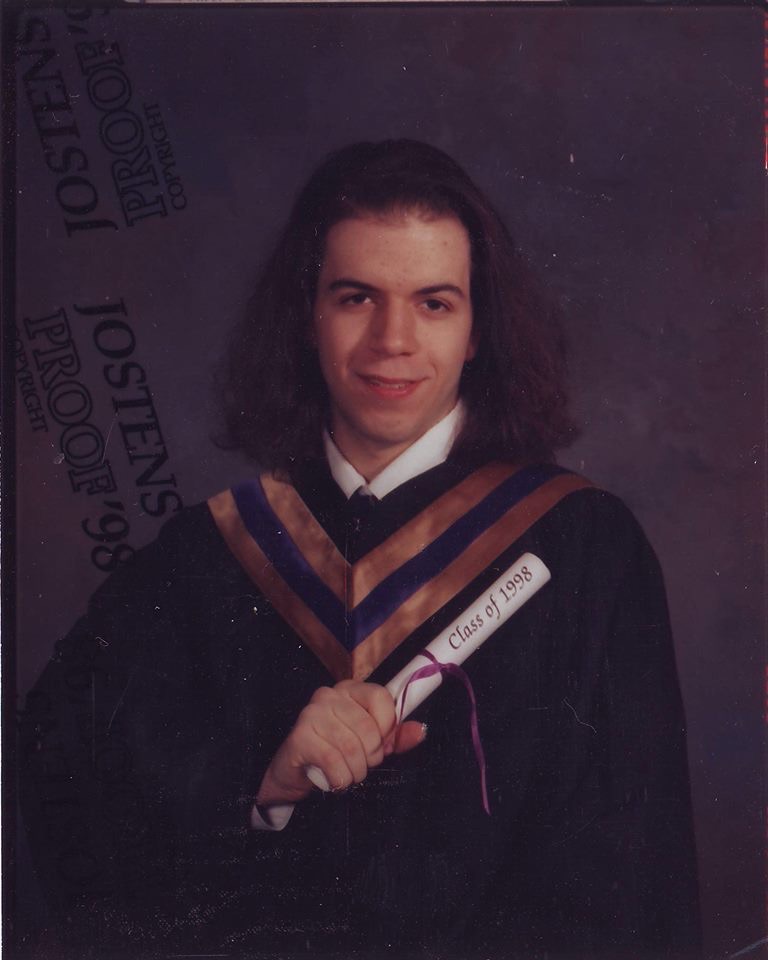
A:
398,649,490,816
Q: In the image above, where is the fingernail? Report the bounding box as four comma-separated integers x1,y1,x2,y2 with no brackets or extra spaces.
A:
420,723,428,741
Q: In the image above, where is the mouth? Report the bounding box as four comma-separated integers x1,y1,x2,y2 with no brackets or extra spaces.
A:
358,374,423,397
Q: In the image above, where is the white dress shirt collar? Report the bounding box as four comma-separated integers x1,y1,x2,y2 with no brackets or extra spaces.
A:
323,402,465,500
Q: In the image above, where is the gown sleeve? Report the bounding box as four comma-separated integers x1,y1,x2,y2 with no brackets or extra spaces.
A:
17,506,267,953
475,491,702,958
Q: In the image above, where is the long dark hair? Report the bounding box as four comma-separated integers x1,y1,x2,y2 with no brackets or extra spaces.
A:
217,139,576,475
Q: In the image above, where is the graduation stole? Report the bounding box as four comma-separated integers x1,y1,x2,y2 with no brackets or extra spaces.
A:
208,463,591,682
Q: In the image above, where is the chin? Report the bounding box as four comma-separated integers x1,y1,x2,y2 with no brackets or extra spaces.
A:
359,417,422,445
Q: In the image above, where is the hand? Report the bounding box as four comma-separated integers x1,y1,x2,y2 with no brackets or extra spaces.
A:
255,680,426,808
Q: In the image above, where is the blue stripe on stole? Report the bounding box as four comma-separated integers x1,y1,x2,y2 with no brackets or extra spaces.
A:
233,464,567,654
232,478,348,645
348,464,567,647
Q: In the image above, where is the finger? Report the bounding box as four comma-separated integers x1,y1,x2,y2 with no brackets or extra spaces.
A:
308,682,394,777
295,699,363,789
338,681,397,742
304,727,359,791
312,686,384,763
305,708,371,786
328,696,387,768
383,720,428,756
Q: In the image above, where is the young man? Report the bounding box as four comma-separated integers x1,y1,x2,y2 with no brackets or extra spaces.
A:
20,140,700,958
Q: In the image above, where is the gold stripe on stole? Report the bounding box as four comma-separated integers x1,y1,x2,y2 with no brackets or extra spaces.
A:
259,474,347,602
208,489,352,681
209,468,594,683
350,472,593,680
350,462,519,606
258,463,521,606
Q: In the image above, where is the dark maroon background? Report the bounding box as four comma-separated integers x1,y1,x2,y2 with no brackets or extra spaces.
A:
12,4,765,958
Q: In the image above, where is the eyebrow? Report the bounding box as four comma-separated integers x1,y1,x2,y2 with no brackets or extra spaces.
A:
327,278,466,298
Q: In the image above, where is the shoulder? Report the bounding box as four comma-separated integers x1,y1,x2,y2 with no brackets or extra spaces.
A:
489,462,663,577
576,487,658,564
529,479,667,606
154,499,223,558
55,499,254,668
478,461,649,545
553,483,649,543
489,460,644,532
91,498,245,603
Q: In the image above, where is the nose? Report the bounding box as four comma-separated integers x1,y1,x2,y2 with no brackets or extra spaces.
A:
368,299,417,356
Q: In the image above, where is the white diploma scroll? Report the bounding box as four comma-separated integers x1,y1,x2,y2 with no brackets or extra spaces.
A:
306,551,551,792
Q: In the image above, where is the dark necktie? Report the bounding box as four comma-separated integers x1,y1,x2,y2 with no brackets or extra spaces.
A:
346,488,376,528
345,488,376,562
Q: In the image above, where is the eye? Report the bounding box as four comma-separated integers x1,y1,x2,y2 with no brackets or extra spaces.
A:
340,292,372,306
423,298,450,313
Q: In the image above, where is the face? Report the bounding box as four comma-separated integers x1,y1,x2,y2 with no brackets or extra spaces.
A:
312,211,476,479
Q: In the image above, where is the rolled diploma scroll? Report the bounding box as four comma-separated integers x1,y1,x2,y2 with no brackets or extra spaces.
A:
306,551,550,792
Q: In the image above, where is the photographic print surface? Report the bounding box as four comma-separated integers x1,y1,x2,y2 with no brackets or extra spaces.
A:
8,3,765,958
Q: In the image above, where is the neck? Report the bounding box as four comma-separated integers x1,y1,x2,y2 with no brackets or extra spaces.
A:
325,403,465,497
331,433,411,482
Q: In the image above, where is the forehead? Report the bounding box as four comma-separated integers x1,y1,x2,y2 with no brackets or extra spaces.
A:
319,212,471,286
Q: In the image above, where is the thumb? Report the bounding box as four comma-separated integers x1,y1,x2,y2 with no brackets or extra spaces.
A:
384,720,427,756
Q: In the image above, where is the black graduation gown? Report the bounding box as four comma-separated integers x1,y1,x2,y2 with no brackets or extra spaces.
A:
18,458,701,959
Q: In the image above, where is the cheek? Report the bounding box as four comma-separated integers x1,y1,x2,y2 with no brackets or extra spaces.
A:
314,320,354,372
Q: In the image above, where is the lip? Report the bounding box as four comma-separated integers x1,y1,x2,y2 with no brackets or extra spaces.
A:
357,373,424,399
